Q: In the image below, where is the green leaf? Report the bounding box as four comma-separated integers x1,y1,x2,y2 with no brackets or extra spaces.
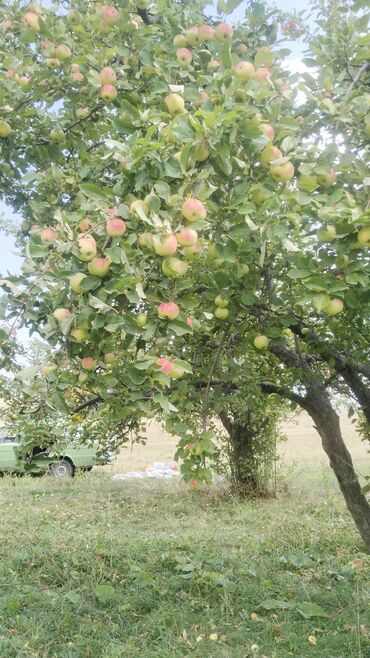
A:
220,40,232,69
80,183,110,201
49,391,70,415
259,599,294,611
95,584,115,603
286,269,312,280
296,602,329,619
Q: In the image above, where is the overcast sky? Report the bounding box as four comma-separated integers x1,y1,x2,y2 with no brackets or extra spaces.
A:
0,0,308,279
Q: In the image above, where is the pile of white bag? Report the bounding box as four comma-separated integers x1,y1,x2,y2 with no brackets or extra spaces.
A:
112,462,180,480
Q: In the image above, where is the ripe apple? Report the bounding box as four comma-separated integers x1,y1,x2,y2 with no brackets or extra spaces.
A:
207,60,220,69
81,356,96,371
357,226,370,246
0,121,12,137
251,185,270,205
176,48,192,68
317,169,336,187
194,143,209,162
173,34,187,47
87,256,112,277
175,227,198,246
260,145,282,167
153,234,177,256
106,217,126,237
101,5,119,25
4,70,14,79
270,161,295,182
198,24,214,41
165,93,185,116
55,44,72,60
23,11,40,31
325,298,343,315
130,199,149,217
99,67,116,84
104,353,116,365
70,327,89,342
215,295,229,308
100,84,117,102
18,76,31,88
162,257,189,277
183,242,202,258
78,217,90,232
185,26,200,46
215,23,233,41
254,335,269,349
233,61,255,81
158,302,180,320
70,272,87,293
255,67,270,81
53,308,72,322
75,107,89,119
182,198,207,222
138,232,154,249
156,357,173,374
298,175,319,192
260,123,274,140
42,40,55,56
40,228,57,242
136,312,148,327
214,307,229,320
71,71,84,82
317,224,336,242
77,235,97,261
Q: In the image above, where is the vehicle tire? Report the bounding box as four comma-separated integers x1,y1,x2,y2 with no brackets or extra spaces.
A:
49,459,74,478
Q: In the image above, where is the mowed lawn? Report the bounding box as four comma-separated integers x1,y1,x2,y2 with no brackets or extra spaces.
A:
0,414,369,658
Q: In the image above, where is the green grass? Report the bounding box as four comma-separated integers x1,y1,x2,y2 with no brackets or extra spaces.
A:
0,474,369,658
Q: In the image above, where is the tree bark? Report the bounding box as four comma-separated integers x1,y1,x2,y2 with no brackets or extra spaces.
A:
301,384,370,551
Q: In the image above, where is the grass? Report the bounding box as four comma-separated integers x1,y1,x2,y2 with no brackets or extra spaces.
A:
0,412,369,657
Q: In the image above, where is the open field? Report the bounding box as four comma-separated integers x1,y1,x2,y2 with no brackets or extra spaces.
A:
0,412,369,658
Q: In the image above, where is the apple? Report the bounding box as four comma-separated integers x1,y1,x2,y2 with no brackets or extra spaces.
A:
130,199,149,217
0,120,12,137
198,24,214,41
207,59,220,69
173,34,187,47
215,295,229,308
138,232,154,249
81,356,96,371
69,272,87,293
185,26,200,46
158,302,180,320
186,317,193,327
71,70,84,82
325,298,344,315
23,11,40,31
233,61,255,81
106,217,126,237
99,67,116,84
18,76,31,88
175,227,198,246
4,70,15,79
165,93,185,116
176,47,192,69
75,107,89,119
42,363,57,376
77,235,97,261
40,228,58,242
255,67,270,81
87,256,112,277
194,143,209,162
270,161,295,182
317,224,336,242
251,185,270,205
78,217,90,232
70,327,89,342
67,9,82,24
100,84,117,102
136,312,148,327
298,175,319,192
101,5,119,25
214,307,229,320
42,40,55,56
55,44,72,60
199,91,210,103
183,242,202,258
182,198,207,221
78,372,88,383
215,23,233,41
153,234,177,256
53,308,72,322
254,335,269,349
104,353,116,365
260,123,274,140
317,169,336,187
46,58,61,69
156,357,173,374
50,129,65,143
168,363,185,379
357,226,370,246
260,145,282,167
162,257,189,277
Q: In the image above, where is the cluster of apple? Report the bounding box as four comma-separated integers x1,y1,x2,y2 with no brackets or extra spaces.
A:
213,295,229,320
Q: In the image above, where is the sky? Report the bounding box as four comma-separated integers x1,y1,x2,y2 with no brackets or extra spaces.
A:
0,0,308,281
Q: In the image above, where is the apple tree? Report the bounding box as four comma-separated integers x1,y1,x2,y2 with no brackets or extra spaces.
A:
0,0,369,548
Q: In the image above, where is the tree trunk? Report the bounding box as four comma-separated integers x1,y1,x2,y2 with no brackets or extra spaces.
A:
303,384,370,552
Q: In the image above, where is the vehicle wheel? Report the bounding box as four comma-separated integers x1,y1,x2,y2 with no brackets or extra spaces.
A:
49,459,74,478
